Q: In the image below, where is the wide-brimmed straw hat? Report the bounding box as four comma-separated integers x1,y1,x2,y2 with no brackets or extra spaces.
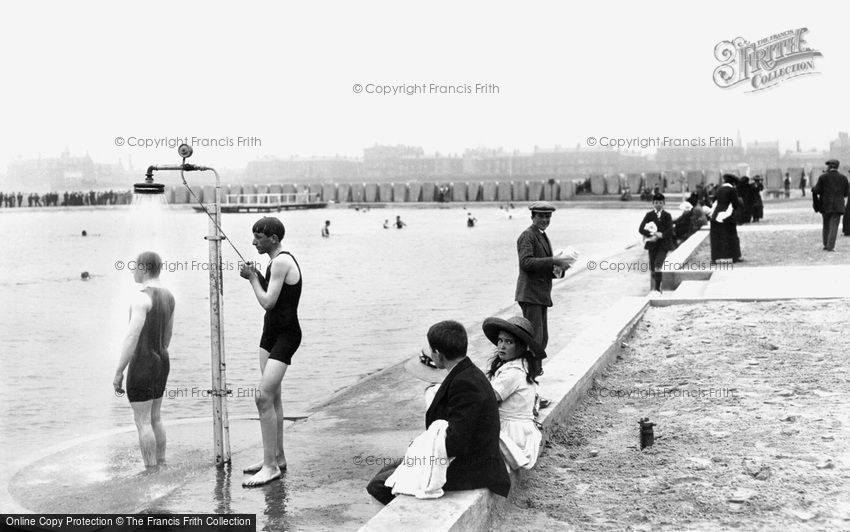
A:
404,347,448,383
482,316,547,359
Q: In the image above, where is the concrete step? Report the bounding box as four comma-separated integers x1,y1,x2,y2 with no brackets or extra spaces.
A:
674,280,709,298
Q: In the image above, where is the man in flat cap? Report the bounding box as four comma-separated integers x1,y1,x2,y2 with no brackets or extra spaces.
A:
812,159,849,251
514,201,576,350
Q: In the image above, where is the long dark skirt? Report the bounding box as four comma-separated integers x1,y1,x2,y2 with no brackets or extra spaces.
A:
710,220,741,261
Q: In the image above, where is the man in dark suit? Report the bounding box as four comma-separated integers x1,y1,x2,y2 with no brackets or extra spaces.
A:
514,201,575,350
638,193,676,294
812,159,850,251
366,320,510,504
709,174,743,263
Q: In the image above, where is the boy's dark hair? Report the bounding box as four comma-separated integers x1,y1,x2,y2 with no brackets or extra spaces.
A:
136,251,163,277
253,217,285,241
427,320,468,360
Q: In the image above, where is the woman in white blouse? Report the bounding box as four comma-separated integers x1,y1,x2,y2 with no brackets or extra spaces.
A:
482,316,546,470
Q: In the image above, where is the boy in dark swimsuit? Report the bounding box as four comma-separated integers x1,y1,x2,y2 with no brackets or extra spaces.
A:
113,251,175,469
239,217,302,487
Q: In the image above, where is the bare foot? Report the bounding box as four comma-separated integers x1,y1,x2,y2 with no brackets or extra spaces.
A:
242,465,281,487
243,459,287,474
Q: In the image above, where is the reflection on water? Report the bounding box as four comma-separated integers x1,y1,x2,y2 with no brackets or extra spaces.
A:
0,206,643,466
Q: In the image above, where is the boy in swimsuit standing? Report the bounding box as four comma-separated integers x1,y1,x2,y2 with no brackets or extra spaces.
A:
239,217,302,487
113,251,175,469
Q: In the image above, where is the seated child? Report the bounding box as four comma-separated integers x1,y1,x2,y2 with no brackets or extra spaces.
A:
482,316,546,470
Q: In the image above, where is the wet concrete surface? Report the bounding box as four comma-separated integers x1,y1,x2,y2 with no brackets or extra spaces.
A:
8,245,648,531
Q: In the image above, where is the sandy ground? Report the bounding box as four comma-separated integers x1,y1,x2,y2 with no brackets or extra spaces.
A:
493,300,850,531
758,209,824,225
687,227,850,267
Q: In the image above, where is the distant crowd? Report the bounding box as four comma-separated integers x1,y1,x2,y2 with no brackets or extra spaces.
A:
0,190,133,208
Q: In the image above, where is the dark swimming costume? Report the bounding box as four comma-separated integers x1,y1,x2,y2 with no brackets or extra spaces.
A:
259,251,302,365
127,286,175,403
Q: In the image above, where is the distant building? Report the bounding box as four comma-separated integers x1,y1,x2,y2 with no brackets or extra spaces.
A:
5,150,127,191
829,132,850,164
245,156,361,183
744,140,780,172
362,145,462,181
655,145,745,172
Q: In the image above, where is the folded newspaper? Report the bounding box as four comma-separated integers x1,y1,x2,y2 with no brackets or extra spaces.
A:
553,246,580,278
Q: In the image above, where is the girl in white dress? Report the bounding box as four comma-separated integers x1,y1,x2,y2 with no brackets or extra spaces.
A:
483,316,546,470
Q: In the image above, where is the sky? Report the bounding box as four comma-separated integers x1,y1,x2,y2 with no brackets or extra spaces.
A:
0,1,846,173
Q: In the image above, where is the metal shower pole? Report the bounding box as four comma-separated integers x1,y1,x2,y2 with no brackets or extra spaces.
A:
142,149,231,467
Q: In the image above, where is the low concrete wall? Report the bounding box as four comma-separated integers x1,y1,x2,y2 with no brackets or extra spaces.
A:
660,227,712,291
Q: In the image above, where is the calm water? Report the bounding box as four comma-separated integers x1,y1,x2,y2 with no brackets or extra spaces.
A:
0,204,644,464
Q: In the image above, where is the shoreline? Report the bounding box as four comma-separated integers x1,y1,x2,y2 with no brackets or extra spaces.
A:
0,194,812,214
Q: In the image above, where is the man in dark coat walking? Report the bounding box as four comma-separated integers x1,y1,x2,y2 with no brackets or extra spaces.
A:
812,159,850,251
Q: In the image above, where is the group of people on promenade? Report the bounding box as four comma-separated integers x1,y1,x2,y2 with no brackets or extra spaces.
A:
113,201,578,503
638,160,850,296
0,189,132,207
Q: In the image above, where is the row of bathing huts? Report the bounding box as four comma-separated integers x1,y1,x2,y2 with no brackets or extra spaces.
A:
166,167,804,205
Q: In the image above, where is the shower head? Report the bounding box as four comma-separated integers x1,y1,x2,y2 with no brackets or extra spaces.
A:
133,182,165,194
134,172,165,195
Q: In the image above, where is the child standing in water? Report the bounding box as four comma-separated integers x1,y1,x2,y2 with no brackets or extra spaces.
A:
239,217,302,487
483,316,545,470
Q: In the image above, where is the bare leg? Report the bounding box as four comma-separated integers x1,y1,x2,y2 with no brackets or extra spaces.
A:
273,383,286,469
243,349,288,474
130,400,157,467
151,397,166,465
243,358,288,487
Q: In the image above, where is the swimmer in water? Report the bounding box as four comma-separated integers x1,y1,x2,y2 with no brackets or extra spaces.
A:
321,220,330,238
239,217,302,487
113,251,175,469
467,213,477,228
383,219,390,229
395,215,406,229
